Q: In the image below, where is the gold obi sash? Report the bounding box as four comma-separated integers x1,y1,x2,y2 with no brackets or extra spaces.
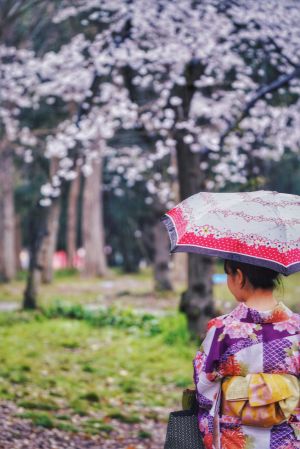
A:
221,373,299,427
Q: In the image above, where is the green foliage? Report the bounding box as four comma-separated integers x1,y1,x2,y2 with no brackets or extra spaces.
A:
0,311,38,327
55,414,71,420
138,429,152,439
7,371,28,384
265,150,300,195
107,411,141,423
80,392,100,403
0,315,196,433
120,379,138,393
174,377,192,388
40,301,195,346
54,268,79,279
15,270,28,281
82,364,96,373
104,171,154,272
158,313,190,346
16,411,54,429
18,401,59,411
56,422,79,432
42,302,162,336
83,419,114,434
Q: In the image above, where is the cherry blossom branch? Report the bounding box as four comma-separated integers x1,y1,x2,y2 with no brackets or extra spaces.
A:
75,72,101,126
267,36,299,69
219,65,300,147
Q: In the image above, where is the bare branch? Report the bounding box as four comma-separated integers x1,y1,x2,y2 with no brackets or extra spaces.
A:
220,65,300,147
0,0,50,41
267,36,298,69
75,72,102,126
6,0,47,21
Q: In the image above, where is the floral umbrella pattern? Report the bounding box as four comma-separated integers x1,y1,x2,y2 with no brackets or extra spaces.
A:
162,191,300,275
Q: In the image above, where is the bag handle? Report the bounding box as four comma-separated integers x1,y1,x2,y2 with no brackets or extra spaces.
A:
182,388,198,413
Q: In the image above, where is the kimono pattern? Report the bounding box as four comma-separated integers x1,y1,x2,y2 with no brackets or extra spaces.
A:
193,302,300,449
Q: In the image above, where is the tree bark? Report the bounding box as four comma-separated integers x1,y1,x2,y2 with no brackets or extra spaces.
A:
176,140,214,338
15,214,22,272
41,158,60,283
170,60,215,337
180,253,214,337
40,198,61,283
82,157,107,277
153,220,172,291
23,203,49,309
169,150,188,288
0,145,16,281
66,164,80,268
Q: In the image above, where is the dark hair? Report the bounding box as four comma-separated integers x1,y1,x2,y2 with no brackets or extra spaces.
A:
224,259,281,290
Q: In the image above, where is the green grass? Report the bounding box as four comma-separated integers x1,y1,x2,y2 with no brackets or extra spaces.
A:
15,411,55,428
0,312,195,433
0,266,299,435
138,429,152,439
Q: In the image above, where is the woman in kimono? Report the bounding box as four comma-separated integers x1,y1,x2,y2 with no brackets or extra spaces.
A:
193,260,300,449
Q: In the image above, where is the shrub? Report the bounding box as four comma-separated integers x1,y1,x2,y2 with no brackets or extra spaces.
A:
42,302,162,336
16,411,54,429
159,313,191,346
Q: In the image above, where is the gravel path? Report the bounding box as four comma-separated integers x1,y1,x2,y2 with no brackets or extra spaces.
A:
0,302,19,312
0,401,167,449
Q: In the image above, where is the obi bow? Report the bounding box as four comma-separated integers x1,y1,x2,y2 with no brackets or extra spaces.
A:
222,373,299,427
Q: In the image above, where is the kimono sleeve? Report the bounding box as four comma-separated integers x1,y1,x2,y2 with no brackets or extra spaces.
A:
193,323,226,411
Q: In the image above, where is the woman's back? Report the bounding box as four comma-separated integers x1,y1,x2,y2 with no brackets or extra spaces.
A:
194,302,300,449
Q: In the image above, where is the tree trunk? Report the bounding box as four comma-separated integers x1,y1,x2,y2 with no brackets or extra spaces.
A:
23,204,49,309
180,253,214,337
41,158,61,283
169,149,188,289
176,140,215,337
15,214,22,271
24,268,42,309
41,198,61,283
153,220,172,291
0,146,16,281
171,253,188,288
66,164,80,268
82,157,107,277
170,60,215,337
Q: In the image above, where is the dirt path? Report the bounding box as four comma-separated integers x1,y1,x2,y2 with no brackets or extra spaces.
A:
0,401,167,449
0,272,180,314
0,302,19,311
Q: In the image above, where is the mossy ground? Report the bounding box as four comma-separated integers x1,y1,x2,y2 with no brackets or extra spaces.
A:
0,265,299,434
0,308,194,433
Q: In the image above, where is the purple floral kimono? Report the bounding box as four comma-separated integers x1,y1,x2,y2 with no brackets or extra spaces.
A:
193,302,300,449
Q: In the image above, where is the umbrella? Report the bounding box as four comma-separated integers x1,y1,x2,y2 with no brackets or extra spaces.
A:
161,191,300,275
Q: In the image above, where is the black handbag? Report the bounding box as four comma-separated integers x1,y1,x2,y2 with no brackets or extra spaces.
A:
164,389,204,449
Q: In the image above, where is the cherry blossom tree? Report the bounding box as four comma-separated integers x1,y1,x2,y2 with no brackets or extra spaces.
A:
0,0,48,282
2,0,299,331
50,0,299,334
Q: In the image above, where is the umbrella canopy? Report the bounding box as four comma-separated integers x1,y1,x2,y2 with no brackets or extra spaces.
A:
162,191,300,275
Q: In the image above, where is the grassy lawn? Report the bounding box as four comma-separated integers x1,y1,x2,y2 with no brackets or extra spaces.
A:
0,266,299,435
0,309,195,434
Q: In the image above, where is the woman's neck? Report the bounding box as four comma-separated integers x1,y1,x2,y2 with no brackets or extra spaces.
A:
241,289,278,311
